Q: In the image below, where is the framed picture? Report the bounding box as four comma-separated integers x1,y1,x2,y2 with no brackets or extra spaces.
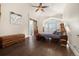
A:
10,11,23,25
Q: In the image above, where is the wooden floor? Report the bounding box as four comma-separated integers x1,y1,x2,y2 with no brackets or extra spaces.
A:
0,36,75,56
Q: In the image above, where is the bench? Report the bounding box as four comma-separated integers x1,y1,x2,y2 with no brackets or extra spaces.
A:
0,34,25,48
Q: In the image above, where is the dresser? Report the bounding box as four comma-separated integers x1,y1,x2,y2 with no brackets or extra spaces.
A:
60,23,68,47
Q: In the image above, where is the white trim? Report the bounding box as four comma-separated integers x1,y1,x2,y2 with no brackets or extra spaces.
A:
68,42,79,56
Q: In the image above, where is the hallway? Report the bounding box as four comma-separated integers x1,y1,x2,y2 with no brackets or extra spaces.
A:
0,36,74,56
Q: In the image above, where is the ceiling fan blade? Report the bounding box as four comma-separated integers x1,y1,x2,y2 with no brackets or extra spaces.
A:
42,6,48,8
35,9,39,12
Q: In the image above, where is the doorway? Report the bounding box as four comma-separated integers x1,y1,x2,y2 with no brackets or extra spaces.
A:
28,18,37,36
43,19,60,33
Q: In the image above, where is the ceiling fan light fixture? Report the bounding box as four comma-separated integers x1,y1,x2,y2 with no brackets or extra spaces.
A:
32,3,48,12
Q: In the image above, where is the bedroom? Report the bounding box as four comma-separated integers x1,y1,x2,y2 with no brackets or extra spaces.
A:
0,3,79,56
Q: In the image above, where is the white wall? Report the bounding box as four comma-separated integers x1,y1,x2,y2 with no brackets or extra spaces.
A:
0,4,1,21
64,3,79,55
0,3,30,37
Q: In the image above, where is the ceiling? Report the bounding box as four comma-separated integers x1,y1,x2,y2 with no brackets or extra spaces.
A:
29,3,67,20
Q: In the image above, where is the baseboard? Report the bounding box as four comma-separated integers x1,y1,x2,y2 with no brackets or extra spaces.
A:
68,42,79,56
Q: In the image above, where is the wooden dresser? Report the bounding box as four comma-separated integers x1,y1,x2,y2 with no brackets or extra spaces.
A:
60,23,68,47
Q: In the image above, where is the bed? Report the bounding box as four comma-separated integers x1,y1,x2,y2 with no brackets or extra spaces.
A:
40,31,61,41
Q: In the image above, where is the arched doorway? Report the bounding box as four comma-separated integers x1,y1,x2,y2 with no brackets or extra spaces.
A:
43,17,61,33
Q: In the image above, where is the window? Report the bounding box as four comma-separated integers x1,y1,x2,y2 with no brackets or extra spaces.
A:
43,19,59,33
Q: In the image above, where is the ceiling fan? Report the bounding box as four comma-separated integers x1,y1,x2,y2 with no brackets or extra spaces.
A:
32,3,48,12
